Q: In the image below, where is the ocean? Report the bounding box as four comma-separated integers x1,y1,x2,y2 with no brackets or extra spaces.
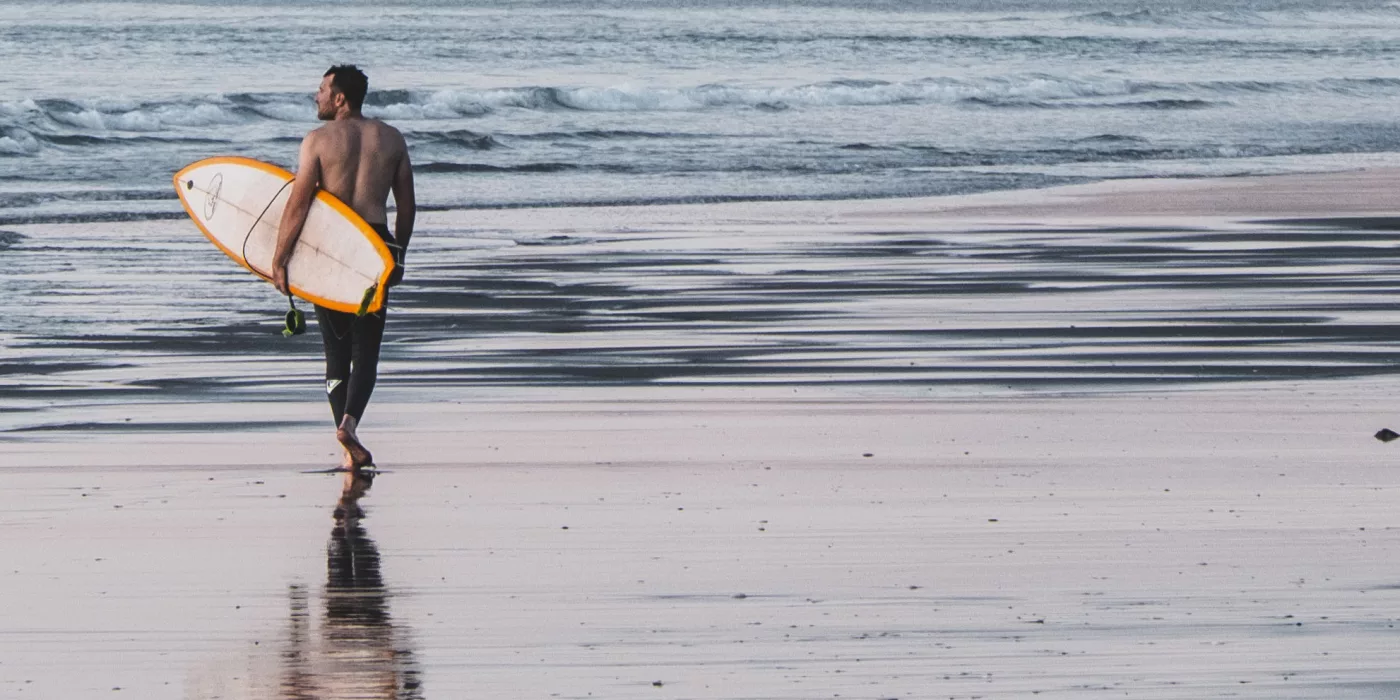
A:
5,0,1400,222
6,0,1400,417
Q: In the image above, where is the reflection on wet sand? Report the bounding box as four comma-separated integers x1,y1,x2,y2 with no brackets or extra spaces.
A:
280,471,423,699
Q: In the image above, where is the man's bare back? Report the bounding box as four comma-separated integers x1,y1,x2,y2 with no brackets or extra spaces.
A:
272,72,415,295
301,117,410,227
271,66,416,471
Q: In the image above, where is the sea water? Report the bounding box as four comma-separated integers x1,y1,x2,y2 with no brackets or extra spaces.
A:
5,0,1400,411
4,0,1400,222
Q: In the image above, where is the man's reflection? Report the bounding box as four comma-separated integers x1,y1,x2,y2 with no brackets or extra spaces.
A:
280,471,424,699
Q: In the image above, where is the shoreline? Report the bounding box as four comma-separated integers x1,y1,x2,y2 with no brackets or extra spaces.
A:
6,374,1400,469
8,161,1400,228
440,163,1400,222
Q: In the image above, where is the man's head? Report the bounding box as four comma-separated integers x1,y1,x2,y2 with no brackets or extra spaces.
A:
317,65,369,120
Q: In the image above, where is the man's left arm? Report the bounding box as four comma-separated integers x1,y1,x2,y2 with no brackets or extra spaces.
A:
388,137,415,286
272,134,323,296
391,137,415,251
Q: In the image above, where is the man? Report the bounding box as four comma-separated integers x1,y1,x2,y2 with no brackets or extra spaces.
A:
273,65,415,469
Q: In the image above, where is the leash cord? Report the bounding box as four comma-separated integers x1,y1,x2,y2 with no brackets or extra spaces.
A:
242,177,296,282
231,176,383,341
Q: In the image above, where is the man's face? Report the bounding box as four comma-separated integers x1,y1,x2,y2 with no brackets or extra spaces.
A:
315,75,341,121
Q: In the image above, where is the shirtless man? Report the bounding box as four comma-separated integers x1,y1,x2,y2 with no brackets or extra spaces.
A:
272,65,415,469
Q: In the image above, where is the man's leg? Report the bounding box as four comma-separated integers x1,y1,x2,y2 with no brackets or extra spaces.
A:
344,304,386,423
336,302,387,468
315,304,355,466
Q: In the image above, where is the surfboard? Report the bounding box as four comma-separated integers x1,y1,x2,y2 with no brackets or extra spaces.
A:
173,156,394,314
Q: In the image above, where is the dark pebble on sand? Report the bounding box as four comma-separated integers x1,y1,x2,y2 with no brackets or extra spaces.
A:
1375,428,1399,442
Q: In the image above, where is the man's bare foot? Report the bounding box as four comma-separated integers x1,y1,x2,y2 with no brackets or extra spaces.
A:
336,415,373,468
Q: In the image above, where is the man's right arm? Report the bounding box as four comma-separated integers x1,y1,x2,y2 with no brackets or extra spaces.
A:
271,133,322,295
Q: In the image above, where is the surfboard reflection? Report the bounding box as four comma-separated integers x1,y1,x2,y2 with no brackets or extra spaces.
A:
280,472,423,699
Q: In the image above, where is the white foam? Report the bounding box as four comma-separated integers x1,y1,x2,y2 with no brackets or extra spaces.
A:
426,89,502,115
51,109,107,131
151,103,243,127
89,98,142,113
366,102,463,120
249,102,315,122
0,99,42,122
42,100,243,133
406,76,1142,115
0,129,40,155
103,111,165,132
554,85,704,111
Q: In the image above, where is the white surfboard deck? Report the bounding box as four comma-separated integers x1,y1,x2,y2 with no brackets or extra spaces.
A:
173,156,394,314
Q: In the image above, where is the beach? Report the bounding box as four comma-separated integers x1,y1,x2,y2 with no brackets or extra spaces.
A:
8,1,1400,695
5,169,1400,698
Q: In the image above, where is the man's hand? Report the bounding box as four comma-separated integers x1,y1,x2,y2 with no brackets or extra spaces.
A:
272,261,291,296
388,247,405,287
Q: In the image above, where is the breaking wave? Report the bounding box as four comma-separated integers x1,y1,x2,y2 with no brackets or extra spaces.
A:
417,161,579,173
6,74,1400,150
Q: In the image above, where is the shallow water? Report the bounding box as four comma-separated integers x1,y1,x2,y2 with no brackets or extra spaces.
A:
7,1,1400,427
5,205,1400,429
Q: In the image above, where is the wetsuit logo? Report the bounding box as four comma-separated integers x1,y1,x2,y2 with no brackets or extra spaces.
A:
204,173,224,219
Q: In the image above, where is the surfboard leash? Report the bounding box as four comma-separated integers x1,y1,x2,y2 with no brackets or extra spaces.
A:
238,178,300,337
242,177,295,283
232,176,381,338
283,294,306,337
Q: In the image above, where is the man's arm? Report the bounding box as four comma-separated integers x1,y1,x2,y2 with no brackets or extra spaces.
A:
391,140,415,251
271,134,322,296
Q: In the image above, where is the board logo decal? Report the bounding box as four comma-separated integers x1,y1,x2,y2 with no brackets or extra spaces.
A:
204,173,224,219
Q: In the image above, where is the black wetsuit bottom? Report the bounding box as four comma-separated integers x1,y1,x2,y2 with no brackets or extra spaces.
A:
316,222,394,426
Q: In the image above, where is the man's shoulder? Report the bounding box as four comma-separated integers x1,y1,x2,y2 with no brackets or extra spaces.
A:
302,123,333,145
371,119,406,141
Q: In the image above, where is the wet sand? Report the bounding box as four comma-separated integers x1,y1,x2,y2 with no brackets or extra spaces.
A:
4,169,1400,698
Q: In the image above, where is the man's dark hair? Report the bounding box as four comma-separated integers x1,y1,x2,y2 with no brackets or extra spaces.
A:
324,65,369,111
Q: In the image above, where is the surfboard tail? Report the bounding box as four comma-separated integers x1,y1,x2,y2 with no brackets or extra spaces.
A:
356,284,378,317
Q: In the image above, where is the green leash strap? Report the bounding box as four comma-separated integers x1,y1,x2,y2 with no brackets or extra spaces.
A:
283,294,306,337
355,284,378,317
281,284,375,337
